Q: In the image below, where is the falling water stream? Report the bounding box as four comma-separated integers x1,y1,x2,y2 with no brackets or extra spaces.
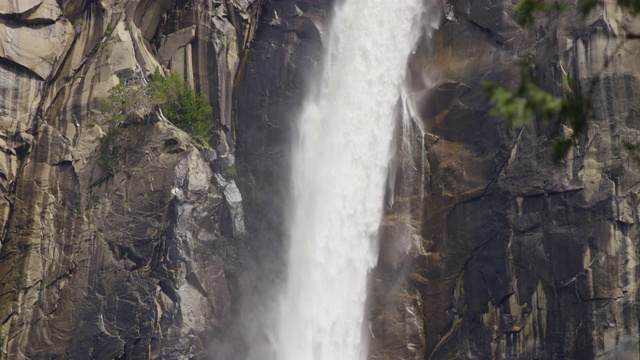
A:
274,1,422,359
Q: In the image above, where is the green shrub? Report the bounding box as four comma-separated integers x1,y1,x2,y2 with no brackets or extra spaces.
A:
149,68,213,143
98,127,125,173
63,4,76,19
225,163,238,178
105,22,115,37
98,69,213,173
101,79,153,124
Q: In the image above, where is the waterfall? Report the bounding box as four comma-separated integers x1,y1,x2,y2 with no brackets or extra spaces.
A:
274,1,422,359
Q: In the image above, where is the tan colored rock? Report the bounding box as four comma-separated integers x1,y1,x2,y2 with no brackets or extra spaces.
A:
158,25,197,64
22,0,61,22
0,18,74,79
0,59,43,125
106,21,137,76
211,15,239,130
130,0,172,41
0,116,32,239
0,0,42,15
0,1,264,359
160,0,260,135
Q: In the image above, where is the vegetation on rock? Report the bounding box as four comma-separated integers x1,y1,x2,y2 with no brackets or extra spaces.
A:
98,69,213,172
101,78,154,124
62,4,76,19
98,127,125,173
485,0,640,161
149,68,213,144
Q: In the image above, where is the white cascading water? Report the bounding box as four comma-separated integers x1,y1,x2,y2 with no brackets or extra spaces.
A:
275,1,422,359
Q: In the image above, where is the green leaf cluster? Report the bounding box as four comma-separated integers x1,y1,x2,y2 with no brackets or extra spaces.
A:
486,1,640,162
484,63,590,161
618,0,640,13
513,0,549,26
101,79,153,124
98,68,213,173
98,127,125,173
149,68,213,144
483,82,561,128
513,1,569,26
104,22,115,37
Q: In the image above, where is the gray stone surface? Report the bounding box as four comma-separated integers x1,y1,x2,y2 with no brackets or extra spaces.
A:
375,1,640,359
213,2,334,358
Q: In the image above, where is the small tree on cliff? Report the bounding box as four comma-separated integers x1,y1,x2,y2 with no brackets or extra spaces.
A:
98,76,151,173
148,68,213,144
101,77,154,124
98,69,213,172
485,0,640,161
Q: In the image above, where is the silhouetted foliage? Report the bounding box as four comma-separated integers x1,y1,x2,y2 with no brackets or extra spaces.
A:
484,63,590,162
486,1,639,161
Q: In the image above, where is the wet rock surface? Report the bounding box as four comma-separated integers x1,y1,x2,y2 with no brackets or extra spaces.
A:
216,1,334,358
0,0,639,359
380,1,640,359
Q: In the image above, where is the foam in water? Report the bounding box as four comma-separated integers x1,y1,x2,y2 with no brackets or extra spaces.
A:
274,1,422,359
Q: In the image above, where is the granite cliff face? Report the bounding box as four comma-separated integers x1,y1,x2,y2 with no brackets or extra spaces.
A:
0,0,639,359
371,1,640,359
0,0,258,358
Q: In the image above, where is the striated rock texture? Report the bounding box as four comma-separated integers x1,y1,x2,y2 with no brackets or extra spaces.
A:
0,0,260,358
369,1,640,359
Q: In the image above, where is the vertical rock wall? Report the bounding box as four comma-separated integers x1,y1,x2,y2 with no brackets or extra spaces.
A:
0,0,260,358
379,1,640,359
221,1,333,358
